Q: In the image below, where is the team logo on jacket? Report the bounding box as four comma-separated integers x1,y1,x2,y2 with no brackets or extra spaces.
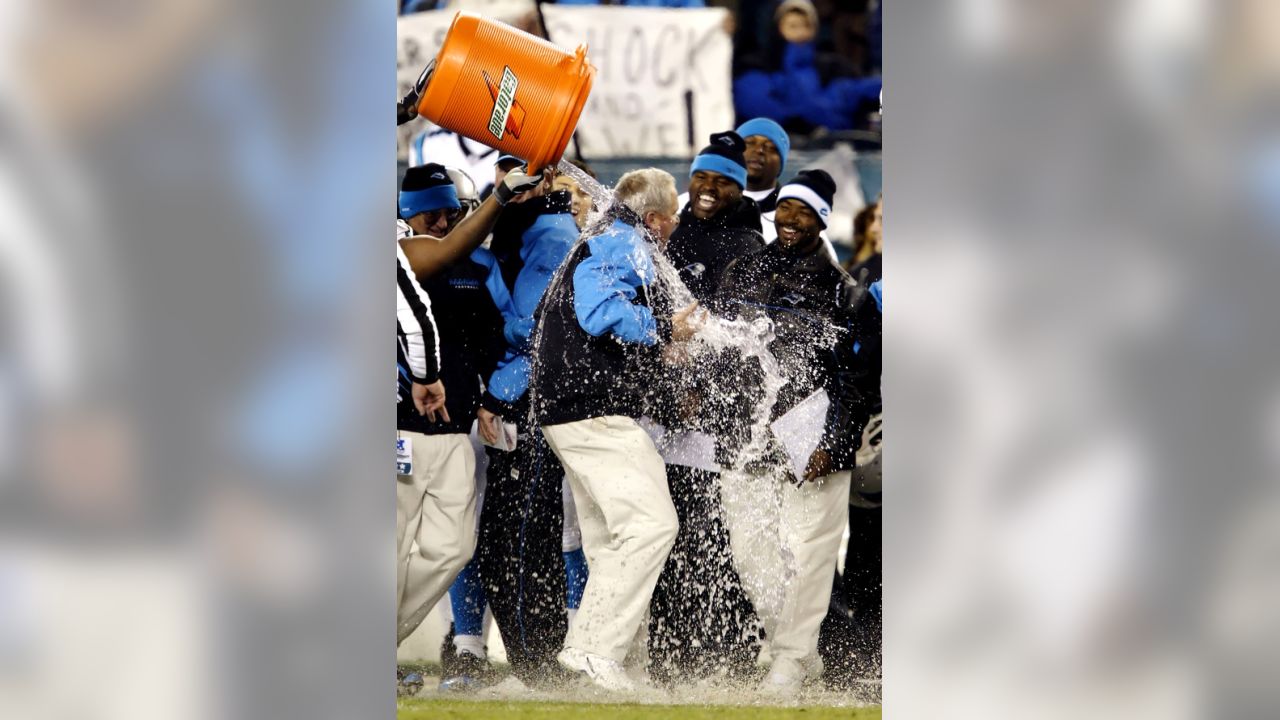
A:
483,67,526,141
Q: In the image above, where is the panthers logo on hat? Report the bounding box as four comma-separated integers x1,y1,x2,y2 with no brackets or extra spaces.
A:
483,67,527,141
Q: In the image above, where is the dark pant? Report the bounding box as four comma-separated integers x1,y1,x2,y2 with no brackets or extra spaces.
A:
819,503,881,684
475,435,568,686
648,465,761,684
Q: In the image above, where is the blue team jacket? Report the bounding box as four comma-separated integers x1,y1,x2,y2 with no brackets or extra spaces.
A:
482,212,580,414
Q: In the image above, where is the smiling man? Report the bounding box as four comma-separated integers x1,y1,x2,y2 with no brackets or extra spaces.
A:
710,168,876,698
667,132,765,303
737,117,790,215
399,163,462,238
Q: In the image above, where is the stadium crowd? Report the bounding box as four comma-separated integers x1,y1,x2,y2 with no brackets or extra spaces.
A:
393,0,882,701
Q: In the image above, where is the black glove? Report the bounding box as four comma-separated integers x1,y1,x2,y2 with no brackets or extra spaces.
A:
494,168,542,206
396,93,419,126
398,61,435,127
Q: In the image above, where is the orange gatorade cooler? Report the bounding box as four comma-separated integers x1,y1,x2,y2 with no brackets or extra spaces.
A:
416,12,596,173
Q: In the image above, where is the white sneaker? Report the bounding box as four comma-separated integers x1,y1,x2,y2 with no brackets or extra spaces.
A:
806,654,825,679
757,656,805,699
557,647,637,693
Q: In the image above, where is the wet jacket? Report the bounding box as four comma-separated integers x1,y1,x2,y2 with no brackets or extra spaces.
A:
531,207,672,427
666,196,764,303
708,238,875,472
482,195,580,418
397,247,512,435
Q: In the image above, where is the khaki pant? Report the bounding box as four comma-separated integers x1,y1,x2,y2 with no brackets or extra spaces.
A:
396,431,476,645
543,415,679,663
720,469,851,666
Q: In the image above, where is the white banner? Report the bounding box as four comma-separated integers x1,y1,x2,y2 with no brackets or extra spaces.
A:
540,6,734,158
396,7,735,160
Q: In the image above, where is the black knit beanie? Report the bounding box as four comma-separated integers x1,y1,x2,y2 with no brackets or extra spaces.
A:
777,168,836,227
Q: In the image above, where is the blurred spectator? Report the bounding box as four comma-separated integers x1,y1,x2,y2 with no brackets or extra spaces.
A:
733,0,881,133
401,0,444,14
812,0,880,76
866,0,881,73
553,0,706,6
843,196,881,285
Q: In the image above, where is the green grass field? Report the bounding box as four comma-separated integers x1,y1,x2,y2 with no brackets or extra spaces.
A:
399,698,881,719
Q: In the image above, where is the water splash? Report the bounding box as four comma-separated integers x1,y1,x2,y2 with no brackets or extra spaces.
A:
553,159,786,473
517,160,857,685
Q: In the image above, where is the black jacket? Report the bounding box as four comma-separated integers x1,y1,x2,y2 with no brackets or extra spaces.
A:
753,186,780,214
846,253,882,289
397,251,507,435
708,238,876,472
666,196,764,303
530,206,672,427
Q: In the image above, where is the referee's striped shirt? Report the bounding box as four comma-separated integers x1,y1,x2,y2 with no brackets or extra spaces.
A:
397,236,439,401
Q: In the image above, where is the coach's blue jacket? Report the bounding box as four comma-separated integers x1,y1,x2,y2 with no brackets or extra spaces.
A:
530,207,672,426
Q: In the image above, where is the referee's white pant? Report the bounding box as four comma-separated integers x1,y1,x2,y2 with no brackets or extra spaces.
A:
543,415,679,664
396,431,476,645
721,468,852,668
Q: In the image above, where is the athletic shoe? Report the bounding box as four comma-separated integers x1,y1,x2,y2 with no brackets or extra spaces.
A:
556,647,637,693
397,670,424,697
439,649,493,693
756,656,805,699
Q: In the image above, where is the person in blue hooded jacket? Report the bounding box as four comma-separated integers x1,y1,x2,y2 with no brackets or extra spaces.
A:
532,168,704,693
733,0,882,133
462,168,589,688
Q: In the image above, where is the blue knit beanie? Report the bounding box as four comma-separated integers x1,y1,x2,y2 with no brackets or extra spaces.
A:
689,131,748,189
736,117,790,176
399,163,460,219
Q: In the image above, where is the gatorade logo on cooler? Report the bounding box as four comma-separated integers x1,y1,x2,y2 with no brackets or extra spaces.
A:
484,67,527,141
